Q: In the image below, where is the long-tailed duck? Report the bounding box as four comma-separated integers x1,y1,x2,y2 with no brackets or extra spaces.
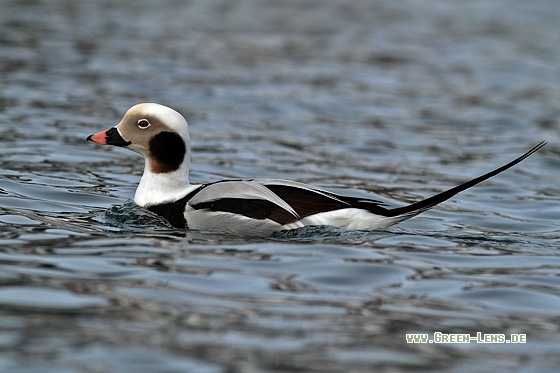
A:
87,103,546,236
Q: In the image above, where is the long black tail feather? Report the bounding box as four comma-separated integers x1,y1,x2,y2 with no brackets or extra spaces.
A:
385,141,547,217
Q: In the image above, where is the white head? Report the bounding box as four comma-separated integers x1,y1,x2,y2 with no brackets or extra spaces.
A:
115,103,191,173
87,103,193,205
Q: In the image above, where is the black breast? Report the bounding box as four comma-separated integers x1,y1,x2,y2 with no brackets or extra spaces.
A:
146,186,203,228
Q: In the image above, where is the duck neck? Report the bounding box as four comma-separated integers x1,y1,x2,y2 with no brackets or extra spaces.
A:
134,159,193,207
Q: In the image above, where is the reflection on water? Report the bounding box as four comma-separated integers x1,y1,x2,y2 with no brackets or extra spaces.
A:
1,0,560,371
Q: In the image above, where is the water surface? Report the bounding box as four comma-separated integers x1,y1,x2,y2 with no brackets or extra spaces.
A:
1,0,560,372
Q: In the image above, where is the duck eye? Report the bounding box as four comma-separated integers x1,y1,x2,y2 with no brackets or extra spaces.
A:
137,119,151,129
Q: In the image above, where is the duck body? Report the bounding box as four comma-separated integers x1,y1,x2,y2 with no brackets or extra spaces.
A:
142,178,408,237
87,103,545,237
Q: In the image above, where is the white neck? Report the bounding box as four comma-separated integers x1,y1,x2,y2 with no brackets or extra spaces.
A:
134,160,197,207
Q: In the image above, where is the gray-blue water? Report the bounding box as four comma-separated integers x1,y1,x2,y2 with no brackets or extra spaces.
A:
1,0,560,372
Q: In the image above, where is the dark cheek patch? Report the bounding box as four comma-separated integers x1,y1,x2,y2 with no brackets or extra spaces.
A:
149,131,186,173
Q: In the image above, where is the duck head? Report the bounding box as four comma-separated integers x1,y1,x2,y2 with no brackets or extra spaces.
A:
87,103,193,206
